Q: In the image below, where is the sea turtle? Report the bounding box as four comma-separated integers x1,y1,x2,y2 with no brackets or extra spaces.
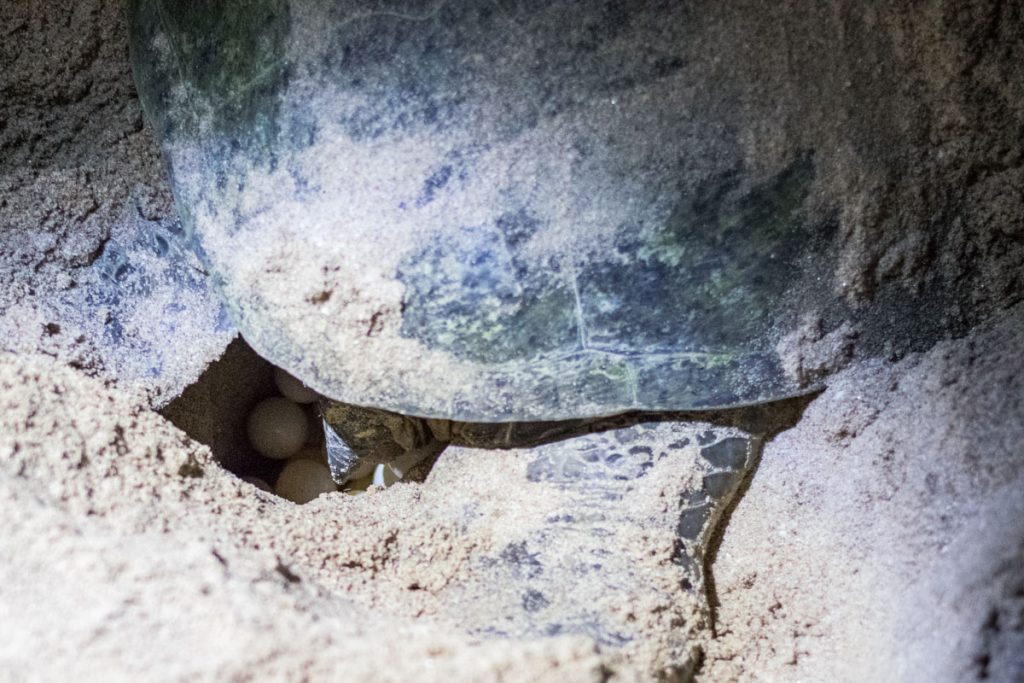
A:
128,0,848,674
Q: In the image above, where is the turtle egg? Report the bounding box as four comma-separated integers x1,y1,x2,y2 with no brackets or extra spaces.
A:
273,367,320,404
276,459,338,504
247,397,308,459
370,463,401,488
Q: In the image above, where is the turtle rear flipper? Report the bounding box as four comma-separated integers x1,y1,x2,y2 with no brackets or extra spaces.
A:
426,421,759,677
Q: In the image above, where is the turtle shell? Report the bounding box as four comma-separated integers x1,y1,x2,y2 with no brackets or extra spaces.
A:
128,0,839,421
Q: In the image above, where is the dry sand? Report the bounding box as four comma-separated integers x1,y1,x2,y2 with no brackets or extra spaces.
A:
1,304,1021,681
0,1,232,407
0,351,617,682
703,305,1024,682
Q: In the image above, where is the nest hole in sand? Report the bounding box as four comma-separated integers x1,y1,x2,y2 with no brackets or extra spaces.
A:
160,337,415,504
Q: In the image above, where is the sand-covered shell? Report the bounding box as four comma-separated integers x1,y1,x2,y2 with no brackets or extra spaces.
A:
129,0,841,421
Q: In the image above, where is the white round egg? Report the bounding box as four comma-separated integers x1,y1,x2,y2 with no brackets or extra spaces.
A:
276,459,338,504
247,397,309,460
273,367,320,404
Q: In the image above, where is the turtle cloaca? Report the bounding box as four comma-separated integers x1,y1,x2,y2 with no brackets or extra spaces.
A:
419,419,761,679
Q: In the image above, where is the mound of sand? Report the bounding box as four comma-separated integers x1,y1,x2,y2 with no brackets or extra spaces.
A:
2,305,1020,680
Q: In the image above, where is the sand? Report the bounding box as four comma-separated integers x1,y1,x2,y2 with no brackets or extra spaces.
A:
0,1,233,407
703,304,1024,681
2,1,1023,681
0,352,615,682
2,304,1020,681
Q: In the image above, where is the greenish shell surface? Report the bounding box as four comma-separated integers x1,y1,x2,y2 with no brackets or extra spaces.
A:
129,0,844,421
